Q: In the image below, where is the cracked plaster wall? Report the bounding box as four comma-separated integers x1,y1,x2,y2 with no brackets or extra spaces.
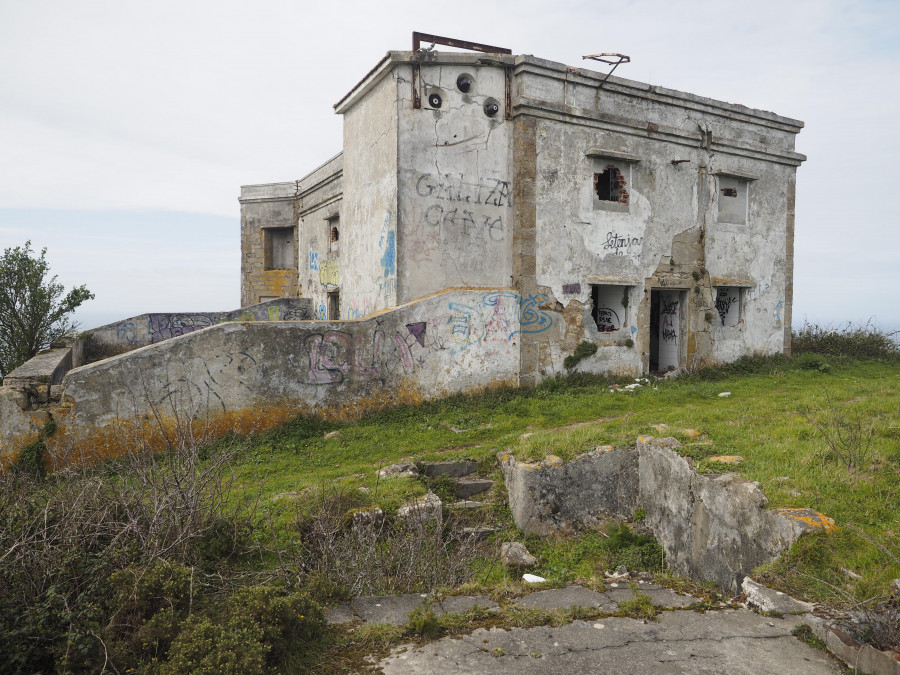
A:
514,58,803,376
338,72,400,320
395,61,513,303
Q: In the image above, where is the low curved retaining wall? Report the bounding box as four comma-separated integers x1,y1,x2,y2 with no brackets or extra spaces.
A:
2,289,524,466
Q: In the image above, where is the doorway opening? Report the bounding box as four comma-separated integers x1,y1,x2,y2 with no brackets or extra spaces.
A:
327,291,340,320
649,289,685,374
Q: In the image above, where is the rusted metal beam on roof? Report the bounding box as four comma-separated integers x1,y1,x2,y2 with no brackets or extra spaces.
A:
582,52,631,89
412,31,511,55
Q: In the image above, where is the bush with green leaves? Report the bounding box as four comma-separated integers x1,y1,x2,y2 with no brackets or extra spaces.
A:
0,241,93,378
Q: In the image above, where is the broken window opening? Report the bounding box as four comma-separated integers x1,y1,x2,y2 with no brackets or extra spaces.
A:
263,227,295,271
717,176,748,224
328,217,340,253
594,166,629,204
591,284,630,333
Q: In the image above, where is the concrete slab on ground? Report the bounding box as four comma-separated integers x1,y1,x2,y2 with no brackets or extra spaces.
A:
378,608,841,674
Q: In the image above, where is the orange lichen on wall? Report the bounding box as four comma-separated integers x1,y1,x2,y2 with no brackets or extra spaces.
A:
16,375,518,472
262,269,295,298
774,507,839,533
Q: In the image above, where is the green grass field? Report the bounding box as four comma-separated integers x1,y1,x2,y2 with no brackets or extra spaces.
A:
4,326,898,672
232,354,899,605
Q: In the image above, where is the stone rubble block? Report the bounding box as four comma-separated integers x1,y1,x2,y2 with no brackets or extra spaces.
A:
419,460,479,478
454,478,493,499
742,578,814,614
499,446,638,537
500,542,537,568
397,491,442,527
377,461,419,478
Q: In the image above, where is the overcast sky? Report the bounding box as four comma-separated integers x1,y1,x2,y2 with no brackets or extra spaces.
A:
1,0,898,333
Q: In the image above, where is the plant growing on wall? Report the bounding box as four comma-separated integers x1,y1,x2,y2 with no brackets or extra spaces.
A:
0,241,94,379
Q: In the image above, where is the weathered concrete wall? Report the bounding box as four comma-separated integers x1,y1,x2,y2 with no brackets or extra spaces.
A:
295,154,344,320
240,182,299,305
5,289,521,465
501,436,835,594
635,436,810,593
511,56,804,377
339,70,399,319
394,56,514,303
81,298,313,363
500,448,638,536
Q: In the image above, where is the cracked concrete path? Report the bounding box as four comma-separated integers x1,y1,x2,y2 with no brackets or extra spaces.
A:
378,607,840,674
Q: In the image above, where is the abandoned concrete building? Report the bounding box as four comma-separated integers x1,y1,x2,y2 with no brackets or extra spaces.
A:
241,33,805,382
0,34,804,463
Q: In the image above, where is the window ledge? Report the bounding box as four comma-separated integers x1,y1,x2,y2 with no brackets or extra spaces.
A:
587,148,642,163
712,168,759,181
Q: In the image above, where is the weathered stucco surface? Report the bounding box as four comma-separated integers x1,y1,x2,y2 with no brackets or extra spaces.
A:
0,289,523,464
81,298,312,363
501,436,833,593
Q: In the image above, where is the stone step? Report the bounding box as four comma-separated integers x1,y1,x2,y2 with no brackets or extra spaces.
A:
454,478,494,499
420,460,479,478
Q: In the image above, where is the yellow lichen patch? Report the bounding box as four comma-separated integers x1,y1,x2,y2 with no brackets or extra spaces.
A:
682,429,702,438
543,455,564,467
709,455,744,464
638,435,654,444
774,508,839,533
593,445,614,453
651,424,670,432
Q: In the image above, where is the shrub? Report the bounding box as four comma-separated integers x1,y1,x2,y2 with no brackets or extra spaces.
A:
228,585,325,663
792,321,899,362
165,615,269,675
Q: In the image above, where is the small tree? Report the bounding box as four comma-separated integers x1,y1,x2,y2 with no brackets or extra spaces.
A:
0,242,94,379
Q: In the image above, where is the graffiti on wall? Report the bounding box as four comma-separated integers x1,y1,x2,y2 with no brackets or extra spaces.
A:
660,298,679,344
302,319,439,386
309,251,319,271
406,172,510,265
448,291,552,352
377,210,397,306
319,259,339,287
346,298,373,320
602,231,643,257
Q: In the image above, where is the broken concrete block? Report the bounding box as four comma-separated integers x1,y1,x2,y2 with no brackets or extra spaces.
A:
501,542,537,568
420,460,478,478
742,578,814,614
454,478,493,499
350,507,384,534
397,491,442,527
377,462,419,479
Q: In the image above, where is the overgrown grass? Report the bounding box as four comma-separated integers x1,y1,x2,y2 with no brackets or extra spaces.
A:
4,325,899,671
226,350,899,609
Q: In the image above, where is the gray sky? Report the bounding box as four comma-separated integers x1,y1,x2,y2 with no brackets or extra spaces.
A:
1,0,898,332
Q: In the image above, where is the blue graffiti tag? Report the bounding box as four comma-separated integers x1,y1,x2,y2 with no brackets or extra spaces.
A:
381,230,396,277
510,293,553,338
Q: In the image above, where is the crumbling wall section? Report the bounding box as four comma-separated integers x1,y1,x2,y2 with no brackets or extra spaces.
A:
500,436,834,594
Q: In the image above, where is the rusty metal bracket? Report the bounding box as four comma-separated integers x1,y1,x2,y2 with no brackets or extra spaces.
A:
412,61,421,109
412,31,511,55
582,52,631,89
411,32,512,110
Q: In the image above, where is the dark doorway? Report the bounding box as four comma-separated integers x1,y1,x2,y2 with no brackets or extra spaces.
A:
327,291,340,320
